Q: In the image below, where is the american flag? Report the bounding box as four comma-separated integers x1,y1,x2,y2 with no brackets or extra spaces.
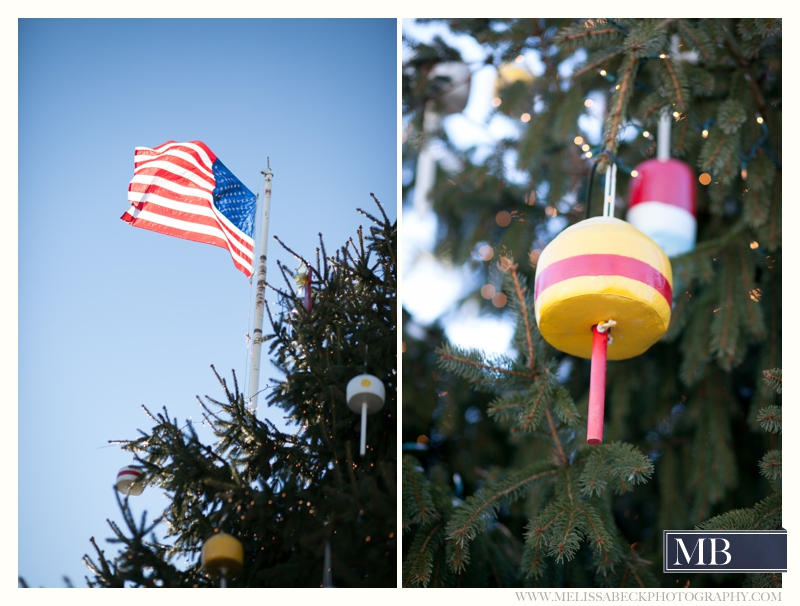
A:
121,141,257,277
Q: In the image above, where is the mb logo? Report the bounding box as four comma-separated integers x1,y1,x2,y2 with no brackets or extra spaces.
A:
664,530,786,573
672,537,731,566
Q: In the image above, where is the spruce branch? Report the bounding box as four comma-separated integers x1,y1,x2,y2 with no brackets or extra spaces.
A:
763,368,782,393
622,556,647,588
403,520,445,587
579,443,655,497
572,46,626,79
549,507,580,564
576,504,616,573
756,405,781,434
551,385,581,428
402,456,438,527
544,407,567,466
556,23,623,51
758,450,781,481
661,58,686,110
677,19,713,61
437,344,536,382
698,492,781,531
714,19,769,116
446,463,560,549
604,55,637,155
509,263,536,371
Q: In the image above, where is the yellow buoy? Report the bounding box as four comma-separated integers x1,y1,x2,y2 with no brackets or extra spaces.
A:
534,216,672,444
202,532,244,579
534,216,672,361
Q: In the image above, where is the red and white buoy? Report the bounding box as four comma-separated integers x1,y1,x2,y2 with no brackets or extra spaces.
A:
115,465,145,496
627,111,697,257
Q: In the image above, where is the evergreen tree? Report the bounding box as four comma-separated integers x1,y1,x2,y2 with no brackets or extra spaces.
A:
83,196,397,588
402,19,781,588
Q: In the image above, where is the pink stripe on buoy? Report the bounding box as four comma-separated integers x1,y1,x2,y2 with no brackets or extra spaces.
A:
587,326,608,445
534,253,672,306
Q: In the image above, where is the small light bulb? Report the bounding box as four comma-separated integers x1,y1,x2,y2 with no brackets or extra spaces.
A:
521,113,531,122
581,143,590,152
659,53,666,59
492,97,502,107
631,170,639,178
574,136,584,145
515,54,525,63
584,99,594,108
585,151,593,158
757,116,764,124
673,111,680,119
642,131,650,138
599,69,607,76
702,129,709,138
615,84,620,90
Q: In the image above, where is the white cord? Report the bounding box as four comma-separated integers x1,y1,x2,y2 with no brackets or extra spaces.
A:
596,319,616,345
603,162,617,217
658,108,671,162
596,319,617,332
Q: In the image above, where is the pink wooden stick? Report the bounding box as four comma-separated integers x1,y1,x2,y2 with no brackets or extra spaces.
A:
304,265,313,313
587,326,608,444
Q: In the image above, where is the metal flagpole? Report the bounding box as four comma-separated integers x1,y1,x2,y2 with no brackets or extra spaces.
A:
249,160,274,412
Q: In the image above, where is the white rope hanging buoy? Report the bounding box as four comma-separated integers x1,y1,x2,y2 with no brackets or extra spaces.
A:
603,161,618,218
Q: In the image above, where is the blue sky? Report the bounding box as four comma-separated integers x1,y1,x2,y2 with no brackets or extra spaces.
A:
18,18,396,587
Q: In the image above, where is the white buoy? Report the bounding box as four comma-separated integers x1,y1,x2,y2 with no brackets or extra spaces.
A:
413,62,471,216
346,374,385,456
115,465,145,496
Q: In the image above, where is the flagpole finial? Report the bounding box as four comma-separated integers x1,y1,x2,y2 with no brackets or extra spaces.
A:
262,157,273,178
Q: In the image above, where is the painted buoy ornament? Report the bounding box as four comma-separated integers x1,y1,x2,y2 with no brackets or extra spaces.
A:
626,111,697,257
413,62,471,216
627,157,697,257
346,374,385,456
115,465,145,496
202,532,243,587
429,62,472,116
534,215,672,444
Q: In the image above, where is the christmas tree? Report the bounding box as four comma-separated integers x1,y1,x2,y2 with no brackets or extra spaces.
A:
82,196,397,588
402,18,780,588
